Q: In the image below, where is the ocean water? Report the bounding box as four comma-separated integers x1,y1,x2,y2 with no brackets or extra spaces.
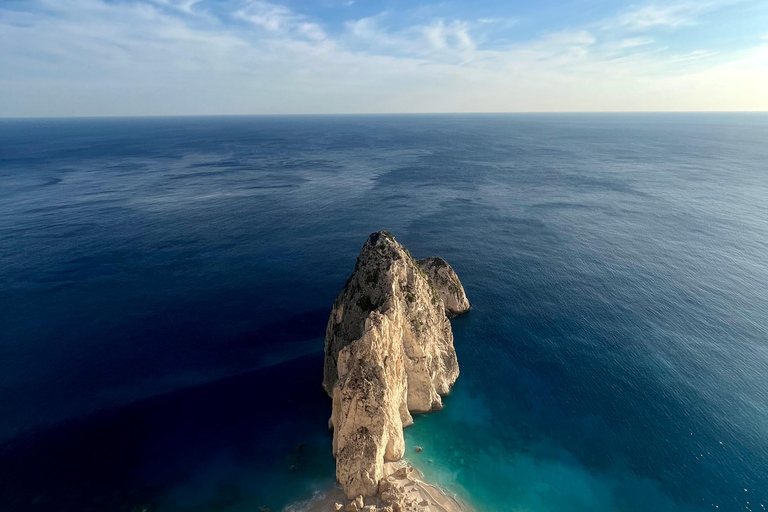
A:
1,113,767,512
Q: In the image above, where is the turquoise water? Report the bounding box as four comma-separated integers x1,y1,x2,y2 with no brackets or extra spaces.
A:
1,114,768,512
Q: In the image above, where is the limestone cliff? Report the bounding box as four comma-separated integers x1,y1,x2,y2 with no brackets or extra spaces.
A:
417,257,471,317
323,231,469,499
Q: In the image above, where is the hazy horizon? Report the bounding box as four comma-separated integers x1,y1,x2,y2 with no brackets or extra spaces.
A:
3,110,768,120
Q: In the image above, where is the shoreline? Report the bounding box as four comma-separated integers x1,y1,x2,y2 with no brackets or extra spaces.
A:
289,461,474,512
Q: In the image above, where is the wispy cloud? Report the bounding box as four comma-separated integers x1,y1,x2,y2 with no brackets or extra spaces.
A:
476,17,518,26
0,0,765,116
344,14,476,60
235,1,327,41
613,4,700,29
422,20,475,51
606,0,747,31
150,0,204,15
614,37,655,49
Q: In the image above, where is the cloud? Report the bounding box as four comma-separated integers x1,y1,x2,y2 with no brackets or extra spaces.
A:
614,4,700,29
614,37,655,49
234,0,326,40
343,14,476,61
606,0,747,31
476,17,518,27
0,0,765,116
422,20,475,51
150,0,204,14
235,1,292,32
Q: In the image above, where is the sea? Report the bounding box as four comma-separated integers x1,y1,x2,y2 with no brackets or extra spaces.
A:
1,113,767,512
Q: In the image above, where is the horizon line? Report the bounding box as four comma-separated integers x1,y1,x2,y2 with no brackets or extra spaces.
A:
1,110,768,121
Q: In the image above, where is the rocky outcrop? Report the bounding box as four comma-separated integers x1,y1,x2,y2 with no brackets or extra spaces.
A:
327,463,467,512
417,258,471,317
324,231,469,499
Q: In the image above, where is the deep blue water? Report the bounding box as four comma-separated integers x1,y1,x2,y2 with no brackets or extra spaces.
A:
1,113,767,512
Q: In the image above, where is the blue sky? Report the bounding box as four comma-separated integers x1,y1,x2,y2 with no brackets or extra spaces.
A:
1,0,766,116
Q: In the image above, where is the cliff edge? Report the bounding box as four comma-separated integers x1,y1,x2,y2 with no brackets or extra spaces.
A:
323,231,470,501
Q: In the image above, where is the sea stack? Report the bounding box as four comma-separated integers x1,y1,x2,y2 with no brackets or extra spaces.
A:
323,231,470,500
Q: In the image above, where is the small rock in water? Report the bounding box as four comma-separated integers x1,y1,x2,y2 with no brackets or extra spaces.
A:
415,446,423,453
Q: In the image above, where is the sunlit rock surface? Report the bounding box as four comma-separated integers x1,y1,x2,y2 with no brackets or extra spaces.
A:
323,231,469,498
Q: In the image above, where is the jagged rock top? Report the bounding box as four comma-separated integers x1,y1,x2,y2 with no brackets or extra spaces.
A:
323,231,470,499
323,231,464,398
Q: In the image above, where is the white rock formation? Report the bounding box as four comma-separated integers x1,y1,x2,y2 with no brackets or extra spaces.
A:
417,257,471,317
323,231,469,499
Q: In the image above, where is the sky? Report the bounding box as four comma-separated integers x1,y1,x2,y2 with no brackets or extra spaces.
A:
0,0,767,116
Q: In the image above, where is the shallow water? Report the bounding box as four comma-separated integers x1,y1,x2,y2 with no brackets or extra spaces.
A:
1,113,767,512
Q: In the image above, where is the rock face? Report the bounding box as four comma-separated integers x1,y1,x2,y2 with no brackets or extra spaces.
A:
417,257,471,316
323,231,469,499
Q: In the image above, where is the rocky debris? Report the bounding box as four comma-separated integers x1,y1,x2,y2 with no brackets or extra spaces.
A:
393,466,412,479
324,232,469,499
378,467,429,512
320,463,471,512
345,495,365,511
326,466,430,511
416,258,470,317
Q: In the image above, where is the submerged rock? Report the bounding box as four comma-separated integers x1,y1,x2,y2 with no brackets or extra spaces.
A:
323,231,469,499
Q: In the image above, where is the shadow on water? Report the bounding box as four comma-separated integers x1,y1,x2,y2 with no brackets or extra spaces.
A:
224,309,330,351
0,353,335,512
